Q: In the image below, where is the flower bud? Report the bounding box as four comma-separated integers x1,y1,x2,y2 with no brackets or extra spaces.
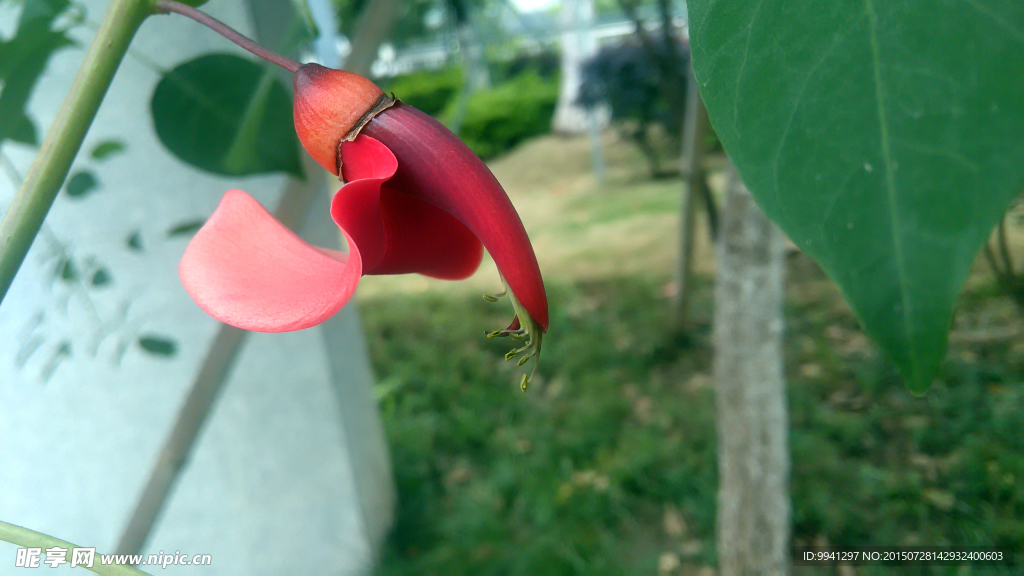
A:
292,63,393,175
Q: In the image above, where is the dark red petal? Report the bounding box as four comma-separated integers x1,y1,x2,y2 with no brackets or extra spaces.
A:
359,103,549,330
179,189,361,332
333,135,482,279
330,137,394,271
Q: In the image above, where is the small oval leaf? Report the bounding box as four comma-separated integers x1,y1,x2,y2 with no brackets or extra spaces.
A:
65,171,97,198
57,258,76,282
126,230,143,251
90,139,126,160
138,335,178,357
151,53,303,178
167,219,205,238
90,267,111,287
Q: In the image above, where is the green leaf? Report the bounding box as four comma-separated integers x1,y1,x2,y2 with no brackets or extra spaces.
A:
90,139,126,160
0,0,76,147
90,267,111,287
65,170,97,197
166,219,205,238
689,0,1024,391
150,53,303,178
138,335,177,357
126,230,143,251
57,257,76,282
4,112,36,144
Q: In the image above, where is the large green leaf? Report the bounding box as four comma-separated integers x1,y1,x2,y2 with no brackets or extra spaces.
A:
0,0,76,147
688,0,1024,391
151,53,303,178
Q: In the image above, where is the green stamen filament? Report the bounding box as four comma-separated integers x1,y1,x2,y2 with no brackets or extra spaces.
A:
482,286,508,302
483,276,544,393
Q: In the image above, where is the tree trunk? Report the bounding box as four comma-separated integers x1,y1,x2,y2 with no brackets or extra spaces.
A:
343,0,403,77
713,164,790,576
458,19,490,91
553,0,605,135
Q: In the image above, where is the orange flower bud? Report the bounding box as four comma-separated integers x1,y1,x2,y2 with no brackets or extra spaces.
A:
292,63,393,175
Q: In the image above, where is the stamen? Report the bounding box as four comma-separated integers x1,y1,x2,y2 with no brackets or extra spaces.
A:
482,286,508,302
481,276,544,392
488,328,526,339
504,340,535,361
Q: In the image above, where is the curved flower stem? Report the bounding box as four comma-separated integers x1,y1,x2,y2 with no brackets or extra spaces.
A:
0,0,149,305
155,0,301,73
0,520,151,575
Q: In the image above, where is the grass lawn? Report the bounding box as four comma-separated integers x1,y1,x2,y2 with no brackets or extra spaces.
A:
359,132,1024,575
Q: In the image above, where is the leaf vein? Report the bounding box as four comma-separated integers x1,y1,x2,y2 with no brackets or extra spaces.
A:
866,0,918,379
962,0,1024,44
732,0,766,139
772,27,855,229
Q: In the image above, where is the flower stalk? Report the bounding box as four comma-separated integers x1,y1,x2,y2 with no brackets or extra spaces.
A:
153,0,301,73
0,0,149,305
0,520,151,575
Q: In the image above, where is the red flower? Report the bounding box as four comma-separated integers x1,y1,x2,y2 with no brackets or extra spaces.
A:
179,64,548,388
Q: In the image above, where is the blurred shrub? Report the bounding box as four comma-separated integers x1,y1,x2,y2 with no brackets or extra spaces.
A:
578,39,722,176
577,41,673,127
387,67,464,117
447,72,558,160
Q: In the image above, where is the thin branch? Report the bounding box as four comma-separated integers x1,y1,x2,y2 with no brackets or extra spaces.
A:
984,241,1008,282
997,217,1014,277
0,0,147,305
154,0,301,73
0,150,102,326
0,520,151,576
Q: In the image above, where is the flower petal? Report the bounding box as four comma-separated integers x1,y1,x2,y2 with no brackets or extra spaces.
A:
360,103,549,330
179,189,361,332
333,135,482,279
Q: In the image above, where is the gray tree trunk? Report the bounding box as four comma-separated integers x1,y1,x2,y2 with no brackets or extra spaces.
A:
447,8,489,136
458,18,490,92
343,0,403,76
553,0,606,135
713,165,790,576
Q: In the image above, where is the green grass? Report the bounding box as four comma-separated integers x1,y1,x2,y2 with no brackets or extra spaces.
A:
358,132,1022,575
364,269,1024,575
366,279,716,576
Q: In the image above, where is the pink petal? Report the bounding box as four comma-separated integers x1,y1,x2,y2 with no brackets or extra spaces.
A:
179,189,361,332
333,135,482,279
